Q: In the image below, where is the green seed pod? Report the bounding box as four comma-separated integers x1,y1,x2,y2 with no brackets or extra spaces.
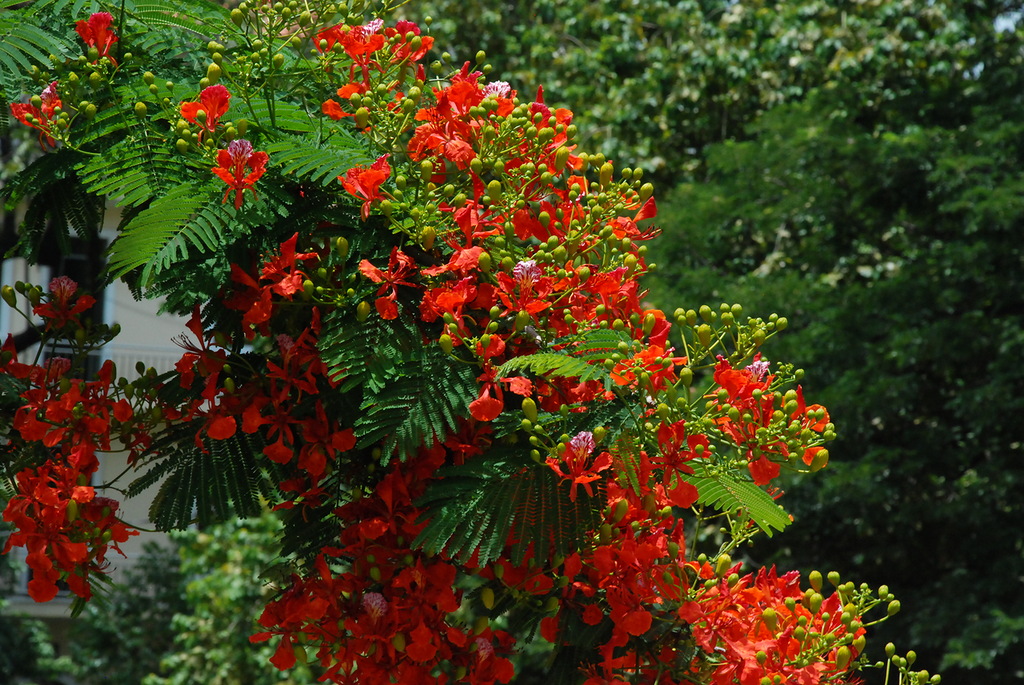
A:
334,236,349,259
639,182,654,202
521,397,538,423
420,226,436,250
610,498,628,524
554,146,570,172
810,448,829,471
356,301,372,321
66,499,79,522
486,179,502,201
697,324,712,349
715,553,732,578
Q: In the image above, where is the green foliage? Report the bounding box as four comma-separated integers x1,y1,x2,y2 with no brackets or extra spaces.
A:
67,542,187,685
414,447,605,566
646,4,1024,680
64,515,319,685
138,430,275,530
353,345,478,462
0,605,70,685
685,470,790,538
404,0,988,187
143,514,320,685
0,2,75,129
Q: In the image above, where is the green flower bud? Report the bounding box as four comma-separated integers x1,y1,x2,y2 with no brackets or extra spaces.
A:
231,8,244,25
715,553,732,578
835,646,852,671
134,101,148,117
522,397,538,423
334,236,349,259
356,301,372,321
481,587,495,609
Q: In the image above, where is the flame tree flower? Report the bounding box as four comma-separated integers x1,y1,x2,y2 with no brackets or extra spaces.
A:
212,139,269,209
10,81,62,150
181,84,231,141
75,12,118,64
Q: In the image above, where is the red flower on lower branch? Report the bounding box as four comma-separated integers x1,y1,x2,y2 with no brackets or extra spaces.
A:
11,81,63,150
2,463,137,602
340,154,391,220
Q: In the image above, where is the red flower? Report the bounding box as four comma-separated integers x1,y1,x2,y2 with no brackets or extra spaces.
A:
358,247,417,319
545,431,612,501
212,139,269,209
32,276,96,329
316,19,386,60
340,154,391,220
10,82,62,150
75,12,118,64
181,85,231,141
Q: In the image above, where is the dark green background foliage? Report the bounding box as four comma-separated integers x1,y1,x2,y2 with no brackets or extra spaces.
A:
404,1,1024,681
66,516,319,685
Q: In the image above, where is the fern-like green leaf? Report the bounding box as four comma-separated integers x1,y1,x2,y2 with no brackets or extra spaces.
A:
569,328,634,363
264,133,371,186
415,448,605,566
143,431,271,530
129,1,228,35
496,352,606,383
683,470,791,536
0,9,74,97
76,132,187,207
104,184,212,283
354,346,478,463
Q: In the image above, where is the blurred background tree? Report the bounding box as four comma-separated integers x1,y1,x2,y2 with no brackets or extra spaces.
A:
63,513,319,685
401,1,1024,681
